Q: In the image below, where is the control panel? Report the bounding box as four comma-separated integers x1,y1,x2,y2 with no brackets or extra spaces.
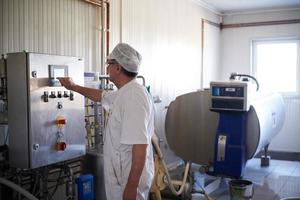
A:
210,81,254,111
7,52,86,169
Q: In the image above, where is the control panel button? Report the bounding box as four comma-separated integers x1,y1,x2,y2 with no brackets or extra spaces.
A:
70,91,74,101
57,102,63,109
63,91,69,97
56,141,66,151
43,91,49,102
49,91,56,98
57,91,62,98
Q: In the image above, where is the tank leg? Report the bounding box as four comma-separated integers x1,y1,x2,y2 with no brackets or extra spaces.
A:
261,145,271,167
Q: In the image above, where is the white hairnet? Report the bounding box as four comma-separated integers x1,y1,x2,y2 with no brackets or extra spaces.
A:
107,43,142,73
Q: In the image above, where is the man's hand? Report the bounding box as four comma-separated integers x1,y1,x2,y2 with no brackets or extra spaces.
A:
57,77,77,91
123,184,137,200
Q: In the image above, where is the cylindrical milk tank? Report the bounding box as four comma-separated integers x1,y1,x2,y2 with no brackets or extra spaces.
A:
165,90,285,165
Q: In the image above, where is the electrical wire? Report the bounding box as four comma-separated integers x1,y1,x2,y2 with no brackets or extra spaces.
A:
0,177,39,200
4,127,8,145
47,168,63,200
230,73,260,91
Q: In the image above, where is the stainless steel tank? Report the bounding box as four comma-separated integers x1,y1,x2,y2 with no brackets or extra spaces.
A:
165,90,285,165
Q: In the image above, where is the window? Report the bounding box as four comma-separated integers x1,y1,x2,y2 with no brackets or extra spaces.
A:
252,39,300,95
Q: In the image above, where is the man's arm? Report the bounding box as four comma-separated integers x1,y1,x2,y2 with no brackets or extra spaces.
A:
123,144,147,200
58,77,102,102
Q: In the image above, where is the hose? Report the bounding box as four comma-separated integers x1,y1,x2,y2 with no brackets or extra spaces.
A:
151,135,190,196
0,177,39,200
229,73,259,91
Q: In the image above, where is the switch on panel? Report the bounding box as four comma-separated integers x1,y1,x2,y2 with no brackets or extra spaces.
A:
43,91,49,102
70,91,74,101
56,116,67,128
57,91,62,98
63,91,69,97
56,141,67,151
50,91,56,98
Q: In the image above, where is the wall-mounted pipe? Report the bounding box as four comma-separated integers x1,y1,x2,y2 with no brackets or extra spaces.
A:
200,18,221,89
120,0,123,42
200,19,204,89
83,0,109,7
221,19,300,29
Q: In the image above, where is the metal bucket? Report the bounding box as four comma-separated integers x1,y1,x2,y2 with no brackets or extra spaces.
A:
229,179,253,200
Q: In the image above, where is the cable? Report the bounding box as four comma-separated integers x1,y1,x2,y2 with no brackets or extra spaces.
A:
151,136,190,196
4,127,8,145
0,177,39,200
47,168,62,200
229,73,260,91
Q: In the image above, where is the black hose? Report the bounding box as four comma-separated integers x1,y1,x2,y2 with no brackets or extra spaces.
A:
230,73,259,91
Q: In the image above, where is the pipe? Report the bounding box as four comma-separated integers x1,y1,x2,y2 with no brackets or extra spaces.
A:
137,75,146,86
0,177,39,200
151,136,190,196
221,19,300,29
120,0,123,42
101,0,106,74
65,165,75,199
200,18,204,90
84,0,109,7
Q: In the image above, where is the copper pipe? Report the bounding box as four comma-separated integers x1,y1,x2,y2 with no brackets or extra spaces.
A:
221,19,300,29
106,3,110,57
201,18,204,89
202,19,221,28
84,0,109,7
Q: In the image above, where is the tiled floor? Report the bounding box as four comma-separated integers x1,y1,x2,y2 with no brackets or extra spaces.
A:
163,159,300,200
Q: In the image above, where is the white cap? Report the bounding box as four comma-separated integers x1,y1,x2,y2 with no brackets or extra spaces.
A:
107,43,142,73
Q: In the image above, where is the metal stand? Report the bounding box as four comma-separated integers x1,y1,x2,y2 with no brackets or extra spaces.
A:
261,145,270,167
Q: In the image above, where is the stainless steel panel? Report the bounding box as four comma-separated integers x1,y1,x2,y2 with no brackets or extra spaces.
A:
165,90,219,165
7,52,86,169
7,52,29,169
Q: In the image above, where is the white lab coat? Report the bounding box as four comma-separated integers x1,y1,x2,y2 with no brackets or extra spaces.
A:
102,79,154,200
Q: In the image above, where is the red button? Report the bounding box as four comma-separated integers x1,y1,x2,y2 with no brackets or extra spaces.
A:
56,141,67,151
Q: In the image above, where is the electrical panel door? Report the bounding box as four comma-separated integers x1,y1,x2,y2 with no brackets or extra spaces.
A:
7,52,86,169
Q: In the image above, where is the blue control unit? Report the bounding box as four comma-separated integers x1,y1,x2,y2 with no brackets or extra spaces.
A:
76,174,94,200
213,111,247,178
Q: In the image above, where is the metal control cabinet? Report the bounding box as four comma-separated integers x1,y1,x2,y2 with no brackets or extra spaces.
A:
210,81,254,111
7,52,86,169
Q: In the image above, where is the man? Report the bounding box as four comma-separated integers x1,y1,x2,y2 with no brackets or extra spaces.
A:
58,43,154,200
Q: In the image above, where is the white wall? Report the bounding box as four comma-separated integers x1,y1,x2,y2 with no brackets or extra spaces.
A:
0,0,103,72
110,0,221,164
220,9,300,152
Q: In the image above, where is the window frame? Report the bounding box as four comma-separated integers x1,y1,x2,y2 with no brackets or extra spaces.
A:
251,37,300,97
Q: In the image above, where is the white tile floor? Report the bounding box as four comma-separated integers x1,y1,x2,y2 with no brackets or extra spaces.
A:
164,158,300,200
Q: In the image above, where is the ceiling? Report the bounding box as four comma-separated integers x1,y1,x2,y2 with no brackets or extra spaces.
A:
198,0,300,14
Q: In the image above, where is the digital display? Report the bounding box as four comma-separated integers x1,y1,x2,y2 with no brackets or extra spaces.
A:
212,86,244,97
225,88,236,92
49,65,68,86
53,68,66,80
